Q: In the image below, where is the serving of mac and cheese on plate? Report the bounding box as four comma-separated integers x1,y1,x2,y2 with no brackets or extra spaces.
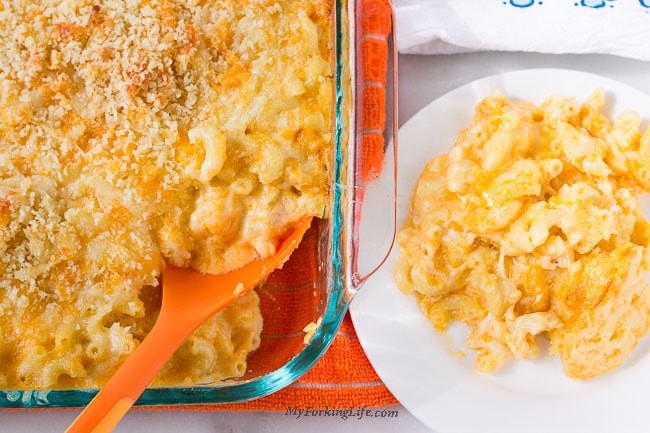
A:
394,88,650,380
0,0,332,389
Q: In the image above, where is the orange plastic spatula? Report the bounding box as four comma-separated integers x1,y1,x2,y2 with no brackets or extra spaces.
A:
65,216,313,433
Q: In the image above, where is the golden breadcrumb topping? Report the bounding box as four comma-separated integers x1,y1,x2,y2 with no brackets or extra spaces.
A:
0,0,331,389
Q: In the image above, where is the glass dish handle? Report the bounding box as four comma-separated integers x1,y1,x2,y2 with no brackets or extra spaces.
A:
352,0,398,289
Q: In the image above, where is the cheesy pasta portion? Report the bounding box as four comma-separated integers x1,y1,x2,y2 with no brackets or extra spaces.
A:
0,0,331,389
395,90,650,379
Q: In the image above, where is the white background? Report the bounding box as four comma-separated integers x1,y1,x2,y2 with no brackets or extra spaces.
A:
2,51,650,433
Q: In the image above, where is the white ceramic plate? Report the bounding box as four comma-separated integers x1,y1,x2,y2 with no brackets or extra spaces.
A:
350,69,650,433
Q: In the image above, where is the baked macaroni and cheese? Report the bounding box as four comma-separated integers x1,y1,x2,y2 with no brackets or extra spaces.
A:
395,90,650,379
0,0,332,389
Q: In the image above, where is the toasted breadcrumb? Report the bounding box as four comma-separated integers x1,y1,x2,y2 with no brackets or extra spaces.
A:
0,0,331,389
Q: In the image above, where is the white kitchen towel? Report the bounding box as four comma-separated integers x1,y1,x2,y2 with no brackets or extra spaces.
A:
395,0,650,60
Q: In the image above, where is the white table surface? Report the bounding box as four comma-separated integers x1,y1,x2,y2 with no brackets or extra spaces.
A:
3,51,650,433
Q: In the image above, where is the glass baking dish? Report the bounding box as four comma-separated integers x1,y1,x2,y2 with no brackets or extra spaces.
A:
0,0,397,408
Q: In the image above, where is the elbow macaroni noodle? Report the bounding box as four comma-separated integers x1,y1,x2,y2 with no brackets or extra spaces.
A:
0,0,331,389
395,90,650,379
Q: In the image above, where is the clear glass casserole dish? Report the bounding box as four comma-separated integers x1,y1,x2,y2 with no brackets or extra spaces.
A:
0,0,397,408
